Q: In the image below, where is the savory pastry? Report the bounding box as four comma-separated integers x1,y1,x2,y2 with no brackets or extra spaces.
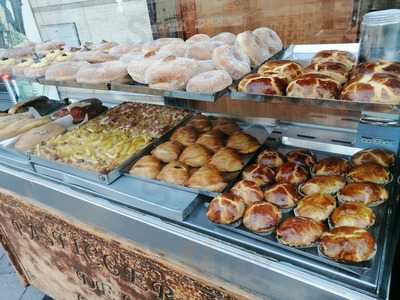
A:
243,202,281,234
151,141,183,163
179,143,212,167
252,27,283,56
187,115,212,132
294,194,337,222
170,126,198,146
212,44,251,80
226,131,260,154
351,148,395,168
299,175,346,195
157,161,190,186
347,163,391,185
313,157,350,176
14,123,66,152
286,149,317,168
242,164,275,186
129,155,162,179
188,165,227,192
257,149,285,169
275,162,309,185
76,61,128,84
337,182,389,206
196,130,225,153
276,217,325,248
311,50,355,71
212,118,240,135
304,61,349,84
210,147,243,172
257,60,303,82
235,31,271,67
231,180,264,206
207,193,246,225
286,73,341,100
319,227,376,262
264,183,301,209
237,73,287,96
330,203,375,229
0,116,50,140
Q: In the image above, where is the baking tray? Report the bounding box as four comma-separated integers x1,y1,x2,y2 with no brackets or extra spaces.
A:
230,43,400,115
38,78,110,91
124,118,271,197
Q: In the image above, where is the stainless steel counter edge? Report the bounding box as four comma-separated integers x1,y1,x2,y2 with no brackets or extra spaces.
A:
0,164,377,300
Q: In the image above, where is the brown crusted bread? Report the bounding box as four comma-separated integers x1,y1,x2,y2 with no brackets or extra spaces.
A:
151,141,183,163
238,73,287,96
179,143,212,167
275,162,309,185
352,61,400,78
196,130,225,153
287,73,341,100
212,118,240,135
313,157,350,176
311,50,355,71
257,60,303,82
264,183,301,209
330,203,375,229
210,147,243,172
188,165,226,192
207,192,246,224
257,149,285,169
170,126,199,146
347,163,391,185
294,194,336,222
243,202,281,233
242,164,275,186
226,131,260,154
286,149,316,168
129,155,162,179
157,160,190,186
351,148,395,168
187,115,212,132
304,61,349,84
231,180,264,206
337,182,389,206
300,175,346,195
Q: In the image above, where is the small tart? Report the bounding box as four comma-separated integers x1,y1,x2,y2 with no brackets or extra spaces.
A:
231,180,264,206
243,202,281,234
276,217,325,247
264,183,301,209
207,192,246,224
294,194,336,222
330,203,375,229
300,175,346,195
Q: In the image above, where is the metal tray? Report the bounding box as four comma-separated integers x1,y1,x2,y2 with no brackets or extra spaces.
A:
230,43,400,115
38,78,110,90
125,118,271,197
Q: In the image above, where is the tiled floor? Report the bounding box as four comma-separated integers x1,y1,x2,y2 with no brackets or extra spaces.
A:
0,246,46,300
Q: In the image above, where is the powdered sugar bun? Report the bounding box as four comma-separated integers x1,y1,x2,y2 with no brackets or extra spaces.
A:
45,61,89,81
158,41,188,57
109,44,142,58
195,60,217,74
211,32,236,45
235,31,271,67
186,34,210,44
212,45,250,80
127,51,161,84
76,61,128,84
186,70,232,93
253,27,283,55
142,38,184,53
185,41,223,60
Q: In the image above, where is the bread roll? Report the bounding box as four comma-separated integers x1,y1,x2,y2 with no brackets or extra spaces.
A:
142,38,184,53
207,192,245,225
337,182,389,206
226,131,260,154
72,50,114,63
185,41,223,60
170,126,198,146
287,149,317,168
210,147,243,172
231,180,264,206
237,73,287,96
294,194,336,222
242,164,275,186
287,73,340,100
243,202,281,234
253,27,282,55
196,130,225,153
186,34,210,44
179,144,212,167
186,70,232,93
187,115,212,133
158,41,188,57
129,155,162,179
257,149,285,169
304,61,349,84
157,161,190,186
188,165,226,192
330,203,375,229
212,45,251,80
45,61,89,81
151,141,183,163
276,217,325,247
311,50,355,71
258,60,302,82
347,163,391,185
264,183,301,209
235,31,271,67
275,162,309,185
211,32,236,45
313,157,350,176
351,61,400,78
351,148,395,168
300,175,346,195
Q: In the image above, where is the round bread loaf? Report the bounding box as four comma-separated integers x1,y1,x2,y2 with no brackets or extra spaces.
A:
207,193,245,224
264,183,301,209
300,175,346,195
313,157,350,176
243,202,281,234
287,73,340,99
238,73,287,95
304,61,349,84
337,182,388,207
275,162,309,185
311,50,355,71
294,194,336,222
258,60,302,82
257,149,285,169
330,203,375,229
231,180,264,206
286,149,316,168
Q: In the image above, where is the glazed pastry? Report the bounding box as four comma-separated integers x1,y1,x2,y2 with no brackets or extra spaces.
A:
188,165,227,192
352,61,400,78
347,163,391,185
286,149,316,168
226,131,260,154
351,148,395,168
231,180,264,206
264,183,301,209
276,217,325,248
213,118,240,135
170,126,198,147
286,73,340,100
129,155,162,179
275,162,309,185
304,61,349,84
257,149,285,169
242,164,275,186
320,227,376,263
151,141,183,163
243,202,281,234
187,115,212,132
330,203,375,229
179,143,212,167
257,60,303,82
294,194,336,222
196,130,225,153
157,161,190,186
313,157,350,176
300,175,346,195
237,73,287,96
210,147,243,172
207,193,246,225
337,182,388,206
311,50,355,71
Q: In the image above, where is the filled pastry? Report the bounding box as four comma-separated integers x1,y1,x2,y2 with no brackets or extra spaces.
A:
294,194,336,222
179,143,212,167
264,183,301,209
188,165,227,192
242,164,275,186
151,141,183,163
347,163,391,185
337,182,388,206
157,161,190,186
207,193,246,225
330,203,375,229
196,130,225,153
231,180,264,206
170,126,198,146
187,115,212,132
257,149,285,169
320,227,376,263
129,155,163,179
286,149,316,168
313,157,350,176
226,131,260,154
351,148,395,168
276,217,325,248
210,147,243,172
243,202,281,234
299,175,346,195
213,118,240,135
275,162,309,185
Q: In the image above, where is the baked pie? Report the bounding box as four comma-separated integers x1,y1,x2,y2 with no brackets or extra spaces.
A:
213,118,240,135
330,203,375,229
275,162,309,185
337,182,388,206
226,131,260,154
347,163,391,185
300,175,346,195
196,130,225,153
242,164,275,186
243,202,281,234
231,180,264,206
170,126,198,146
320,227,376,263
151,141,183,163
157,161,190,186
129,155,162,179
179,143,212,167
313,157,350,176
351,148,395,168
188,165,227,192
207,193,246,224
276,217,325,248
187,115,212,132
264,183,301,209
286,149,316,168
210,147,243,172
294,194,336,222
257,149,285,169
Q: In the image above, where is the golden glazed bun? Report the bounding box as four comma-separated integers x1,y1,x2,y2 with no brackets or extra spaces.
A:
157,161,190,186
207,193,245,224
264,183,301,209
187,115,212,132
257,60,303,82
294,194,336,222
188,165,227,192
170,126,199,146
275,162,309,185
243,202,281,234
129,155,163,179
304,61,349,84
151,141,183,163
347,163,391,185
210,147,243,172
337,182,389,206
179,143,212,167
311,50,355,71
313,157,350,176
242,164,275,186
231,180,264,206
287,73,341,100
238,73,287,96
196,130,225,153
257,149,285,169
212,118,240,135
352,61,400,78
351,148,395,168
226,131,260,154
286,149,316,168
300,175,346,195
330,203,375,229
